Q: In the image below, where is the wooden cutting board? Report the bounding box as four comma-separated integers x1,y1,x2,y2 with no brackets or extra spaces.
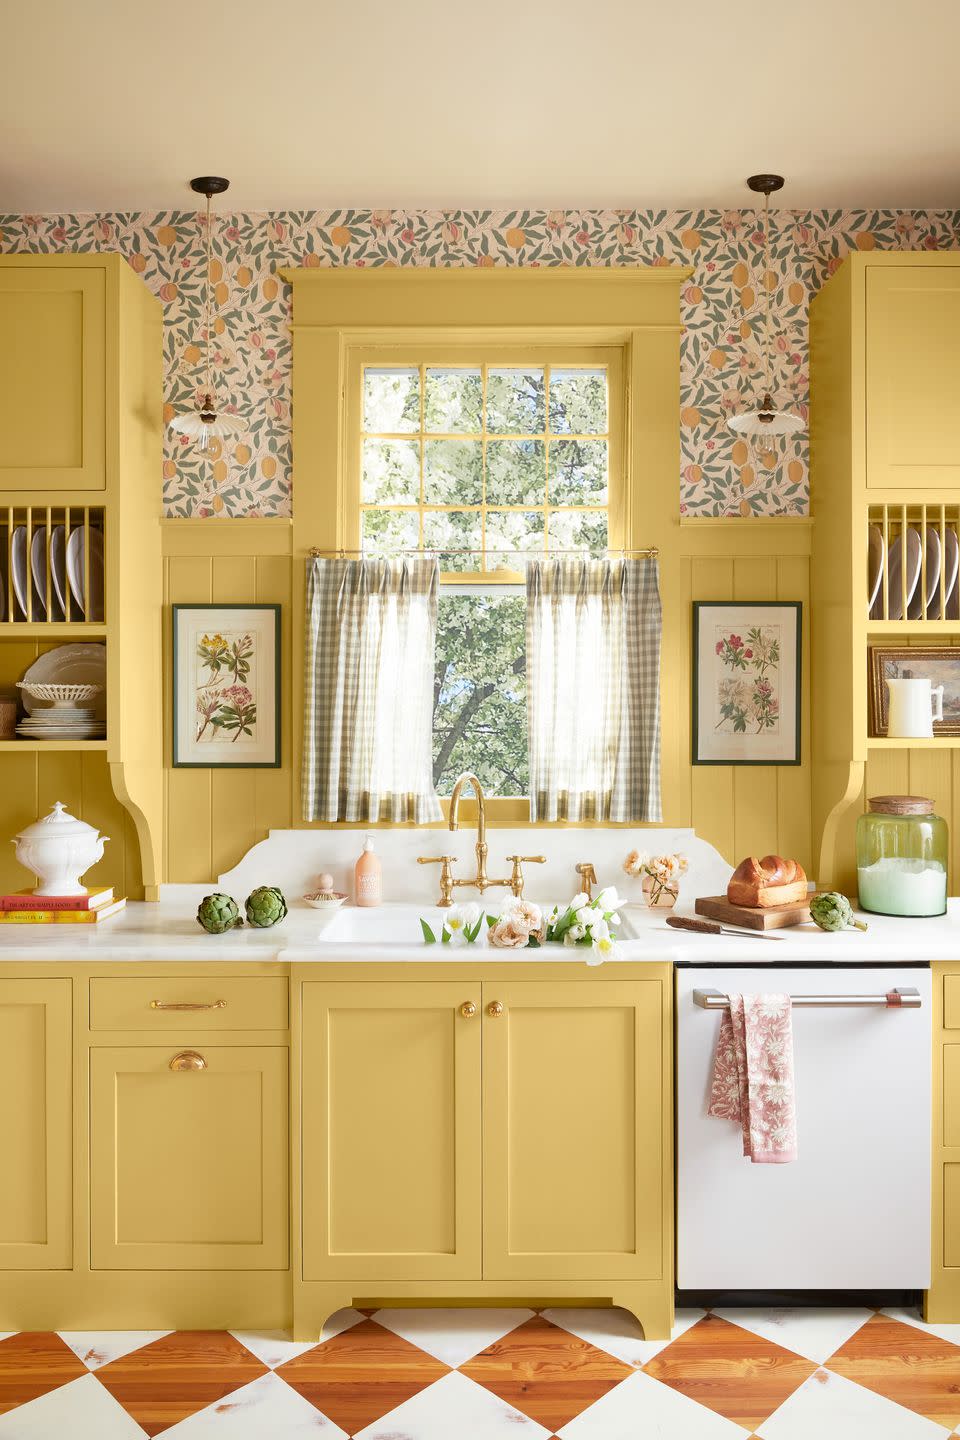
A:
695,894,812,930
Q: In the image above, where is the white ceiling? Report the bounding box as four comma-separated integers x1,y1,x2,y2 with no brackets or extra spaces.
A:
3,0,959,214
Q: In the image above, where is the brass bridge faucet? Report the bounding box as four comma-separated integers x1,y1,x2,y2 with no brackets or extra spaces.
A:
418,772,545,906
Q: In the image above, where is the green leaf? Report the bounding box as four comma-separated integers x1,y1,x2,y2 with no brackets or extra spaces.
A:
485,914,497,927
441,926,452,944
527,934,541,948
420,919,437,945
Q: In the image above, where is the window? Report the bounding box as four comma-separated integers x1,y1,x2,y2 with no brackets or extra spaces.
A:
352,350,623,798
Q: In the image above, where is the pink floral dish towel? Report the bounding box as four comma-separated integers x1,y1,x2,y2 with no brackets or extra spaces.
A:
707,992,797,1163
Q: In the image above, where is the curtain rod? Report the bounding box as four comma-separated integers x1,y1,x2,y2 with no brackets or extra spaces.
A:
308,546,659,558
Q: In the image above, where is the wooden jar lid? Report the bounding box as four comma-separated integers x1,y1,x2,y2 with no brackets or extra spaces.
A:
867,794,934,815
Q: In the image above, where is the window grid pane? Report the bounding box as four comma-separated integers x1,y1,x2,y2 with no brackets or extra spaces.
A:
361,361,609,572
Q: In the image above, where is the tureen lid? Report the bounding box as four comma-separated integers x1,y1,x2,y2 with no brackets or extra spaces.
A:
14,801,102,843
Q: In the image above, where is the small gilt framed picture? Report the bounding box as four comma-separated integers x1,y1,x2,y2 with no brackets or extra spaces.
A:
692,602,802,765
172,604,281,768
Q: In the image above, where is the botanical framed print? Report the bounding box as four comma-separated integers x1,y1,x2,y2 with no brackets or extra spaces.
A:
869,646,960,737
172,604,281,767
692,602,802,765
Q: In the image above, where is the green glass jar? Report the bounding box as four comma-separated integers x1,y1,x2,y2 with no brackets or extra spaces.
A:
856,794,948,917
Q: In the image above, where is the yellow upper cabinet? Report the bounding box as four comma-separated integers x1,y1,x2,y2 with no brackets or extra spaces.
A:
0,265,106,491
866,265,960,489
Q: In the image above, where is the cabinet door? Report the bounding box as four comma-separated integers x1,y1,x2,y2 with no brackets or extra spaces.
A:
866,267,960,488
301,982,481,1281
90,1046,288,1270
0,979,72,1269
0,267,106,490
482,979,664,1281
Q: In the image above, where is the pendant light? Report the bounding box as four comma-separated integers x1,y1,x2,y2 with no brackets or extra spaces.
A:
728,174,803,464
168,176,243,458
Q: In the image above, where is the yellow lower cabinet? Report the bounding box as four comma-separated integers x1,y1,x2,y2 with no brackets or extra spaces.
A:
928,965,960,1319
482,979,663,1281
301,981,482,1281
0,979,72,1269
90,1045,288,1271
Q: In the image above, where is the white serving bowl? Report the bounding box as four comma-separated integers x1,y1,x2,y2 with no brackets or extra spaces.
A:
16,681,103,710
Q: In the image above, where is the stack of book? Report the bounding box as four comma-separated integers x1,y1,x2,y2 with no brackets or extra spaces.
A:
0,887,126,924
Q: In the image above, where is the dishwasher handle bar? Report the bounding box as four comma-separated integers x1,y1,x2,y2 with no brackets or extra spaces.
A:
693,986,921,1010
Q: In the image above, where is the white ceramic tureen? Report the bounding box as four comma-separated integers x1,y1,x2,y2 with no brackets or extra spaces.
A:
13,801,108,896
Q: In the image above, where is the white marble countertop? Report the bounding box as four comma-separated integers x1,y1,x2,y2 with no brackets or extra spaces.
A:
0,896,955,964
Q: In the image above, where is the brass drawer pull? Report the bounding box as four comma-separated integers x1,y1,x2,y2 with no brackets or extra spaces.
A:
150,999,227,1011
487,1001,504,1018
169,1050,206,1071
459,1001,477,1019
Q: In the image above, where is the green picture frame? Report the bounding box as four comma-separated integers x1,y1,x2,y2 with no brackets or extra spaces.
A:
692,601,802,766
172,603,281,768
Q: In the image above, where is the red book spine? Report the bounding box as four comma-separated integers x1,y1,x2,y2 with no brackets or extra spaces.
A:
0,893,105,912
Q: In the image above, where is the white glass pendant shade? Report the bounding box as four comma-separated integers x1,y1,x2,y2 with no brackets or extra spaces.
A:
168,394,243,455
729,396,804,438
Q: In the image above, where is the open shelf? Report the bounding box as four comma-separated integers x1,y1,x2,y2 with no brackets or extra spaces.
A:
0,624,107,640
0,740,108,752
868,621,960,637
868,736,960,749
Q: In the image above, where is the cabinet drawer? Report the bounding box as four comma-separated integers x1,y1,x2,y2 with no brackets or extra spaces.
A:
90,977,288,1032
944,976,960,1030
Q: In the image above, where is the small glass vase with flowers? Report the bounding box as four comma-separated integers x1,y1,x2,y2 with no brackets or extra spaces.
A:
623,849,689,908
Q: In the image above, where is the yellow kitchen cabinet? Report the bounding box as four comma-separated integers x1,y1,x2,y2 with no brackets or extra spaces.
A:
90,1044,288,1271
865,267,960,489
928,963,960,1319
0,979,72,1270
300,981,482,1282
0,266,106,491
295,963,673,1341
482,979,663,1282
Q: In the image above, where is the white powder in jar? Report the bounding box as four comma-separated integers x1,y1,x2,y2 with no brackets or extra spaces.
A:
857,857,947,916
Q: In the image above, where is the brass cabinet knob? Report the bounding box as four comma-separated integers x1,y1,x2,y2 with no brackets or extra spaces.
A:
459,1001,477,1019
487,1001,504,1018
168,1050,207,1072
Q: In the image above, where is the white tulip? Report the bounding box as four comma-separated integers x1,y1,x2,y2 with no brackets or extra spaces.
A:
576,906,594,927
595,886,622,911
570,892,589,910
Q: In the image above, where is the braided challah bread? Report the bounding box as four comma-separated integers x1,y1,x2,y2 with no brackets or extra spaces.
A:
727,854,808,908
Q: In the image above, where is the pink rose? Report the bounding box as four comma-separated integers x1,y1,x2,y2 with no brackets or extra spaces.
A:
489,918,532,949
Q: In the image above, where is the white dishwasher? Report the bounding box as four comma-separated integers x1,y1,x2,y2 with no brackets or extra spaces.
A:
676,964,932,1291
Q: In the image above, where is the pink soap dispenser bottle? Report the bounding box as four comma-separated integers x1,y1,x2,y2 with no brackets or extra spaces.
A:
355,834,382,907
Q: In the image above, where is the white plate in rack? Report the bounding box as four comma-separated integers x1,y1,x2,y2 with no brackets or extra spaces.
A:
66,526,105,621
20,644,107,724
10,526,29,619
908,526,942,619
30,527,66,621
886,527,922,620
49,525,69,617
929,526,960,619
867,524,885,617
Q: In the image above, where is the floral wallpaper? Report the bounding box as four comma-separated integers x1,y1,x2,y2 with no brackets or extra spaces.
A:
1,207,958,518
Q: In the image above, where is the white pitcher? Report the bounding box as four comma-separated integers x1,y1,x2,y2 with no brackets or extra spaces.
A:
886,676,944,738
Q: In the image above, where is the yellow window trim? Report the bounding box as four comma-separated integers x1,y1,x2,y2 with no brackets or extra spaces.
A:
284,266,691,829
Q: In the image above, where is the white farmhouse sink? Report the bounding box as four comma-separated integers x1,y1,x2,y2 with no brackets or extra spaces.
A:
310,900,643,945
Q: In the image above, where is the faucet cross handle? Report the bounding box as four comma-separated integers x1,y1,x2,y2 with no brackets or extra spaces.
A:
506,854,546,899
417,854,456,907
575,861,598,901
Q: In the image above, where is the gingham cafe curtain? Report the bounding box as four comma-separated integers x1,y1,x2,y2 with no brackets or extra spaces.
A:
526,556,662,823
302,556,443,823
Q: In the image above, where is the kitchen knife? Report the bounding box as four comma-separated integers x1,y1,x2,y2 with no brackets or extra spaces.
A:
666,914,784,941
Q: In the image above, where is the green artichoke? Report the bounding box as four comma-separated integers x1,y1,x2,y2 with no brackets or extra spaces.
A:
197,892,242,934
810,891,868,933
245,885,288,928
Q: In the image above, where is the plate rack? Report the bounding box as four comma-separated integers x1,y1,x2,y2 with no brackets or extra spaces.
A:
867,502,960,623
1,505,105,625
